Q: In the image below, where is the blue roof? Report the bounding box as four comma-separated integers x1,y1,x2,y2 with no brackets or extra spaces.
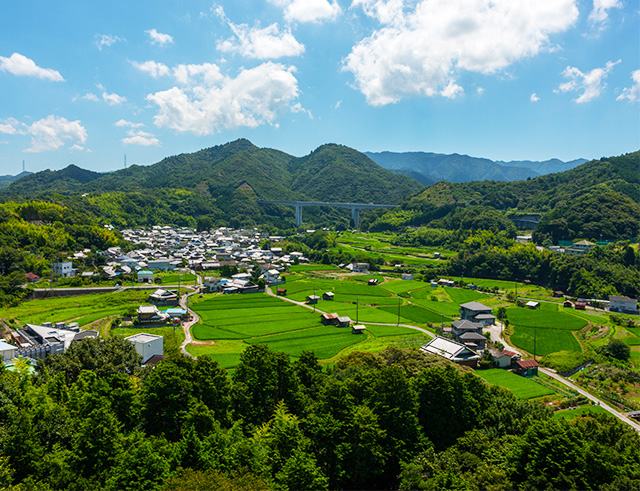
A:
165,308,187,314
138,270,154,275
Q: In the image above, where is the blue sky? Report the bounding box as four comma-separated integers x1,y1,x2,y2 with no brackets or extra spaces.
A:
0,0,638,173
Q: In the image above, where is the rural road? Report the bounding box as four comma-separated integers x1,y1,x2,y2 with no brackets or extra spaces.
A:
179,278,201,358
490,322,640,433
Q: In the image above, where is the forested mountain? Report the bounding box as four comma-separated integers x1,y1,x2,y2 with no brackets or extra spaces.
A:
366,150,586,184
372,151,640,242
0,171,32,188
4,139,421,204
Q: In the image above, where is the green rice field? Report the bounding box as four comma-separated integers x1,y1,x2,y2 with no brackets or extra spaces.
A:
476,369,555,399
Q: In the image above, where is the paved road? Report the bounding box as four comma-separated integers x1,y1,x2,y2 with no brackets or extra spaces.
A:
178,277,201,358
489,321,640,432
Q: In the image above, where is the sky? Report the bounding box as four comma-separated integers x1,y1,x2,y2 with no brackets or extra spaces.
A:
0,0,638,174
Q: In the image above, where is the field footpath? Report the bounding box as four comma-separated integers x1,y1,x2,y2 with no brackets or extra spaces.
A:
265,287,436,338
491,321,640,432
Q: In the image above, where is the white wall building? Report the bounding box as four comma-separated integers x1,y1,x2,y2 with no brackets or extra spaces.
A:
0,340,17,362
125,333,164,363
53,261,75,277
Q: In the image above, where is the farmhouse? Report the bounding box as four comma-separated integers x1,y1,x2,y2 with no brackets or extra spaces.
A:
489,349,520,368
438,278,455,287
321,313,339,325
262,269,282,285
514,359,539,377
348,262,370,273
420,336,480,368
458,331,486,351
452,319,483,337
148,289,179,306
609,295,638,314
137,305,169,325
459,302,495,326
137,270,154,283
125,333,164,364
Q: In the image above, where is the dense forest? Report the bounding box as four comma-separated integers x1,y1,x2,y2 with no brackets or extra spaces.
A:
1,339,638,490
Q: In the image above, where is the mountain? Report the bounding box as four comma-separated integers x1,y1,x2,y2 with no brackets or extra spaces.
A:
0,171,32,188
366,151,586,183
373,151,640,241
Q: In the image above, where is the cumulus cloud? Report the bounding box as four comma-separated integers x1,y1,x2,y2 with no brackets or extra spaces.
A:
440,81,464,99
102,91,127,106
530,92,540,103
0,52,64,81
588,0,622,27
115,119,144,128
556,59,620,104
0,118,26,135
130,60,171,78
78,92,99,102
215,6,304,59
345,0,579,106
146,61,300,135
122,130,160,146
617,69,640,103
95,34,123,50
271,0,342,24
146,28,174,46
21,115,88,153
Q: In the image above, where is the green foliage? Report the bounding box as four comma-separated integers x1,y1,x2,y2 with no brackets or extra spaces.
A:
604,339,631,361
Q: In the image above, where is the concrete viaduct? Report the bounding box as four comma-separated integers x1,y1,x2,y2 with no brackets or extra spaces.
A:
259,200,398,228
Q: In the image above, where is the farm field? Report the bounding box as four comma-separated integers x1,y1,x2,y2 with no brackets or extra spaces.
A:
476,369,555,399
188,292,431,368
155,271,197,285
507,306,588,356
552,405,610,420
0,290,149,327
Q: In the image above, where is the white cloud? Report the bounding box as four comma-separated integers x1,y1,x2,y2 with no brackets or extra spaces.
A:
146,28,174,46
25,115,87,153
122,130,160,146
557,59,619,104
78,92,99,102
146,61,300,135
95,34,123,50
351,0,404,24
334,99,343,109
101,91,127,106
0,52,64,82
215,7,304,59
0,118,25,135
345,0,579,106
530,92,540,103
476,86,485,96
588,0,622,26
440,81,464,99
131,60,171,78
271,0,342,24
115,119,144,128
617,69,640,103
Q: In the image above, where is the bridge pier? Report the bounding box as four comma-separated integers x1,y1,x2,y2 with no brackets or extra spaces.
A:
295,204,302,227
351,207,361,229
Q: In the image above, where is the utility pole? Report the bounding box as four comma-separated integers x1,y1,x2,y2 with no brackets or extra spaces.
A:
356,297,359,324
124,154,127,169
533,325,537,362
397,298,401,326
22,160,25,173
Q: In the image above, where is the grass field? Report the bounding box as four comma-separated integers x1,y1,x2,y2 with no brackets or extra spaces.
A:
552,405,610,420
288,263,341,272
0,290,149,327
476,369,555,399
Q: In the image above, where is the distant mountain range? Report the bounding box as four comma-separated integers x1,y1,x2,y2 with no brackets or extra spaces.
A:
0,171,32,188
365,151,587,184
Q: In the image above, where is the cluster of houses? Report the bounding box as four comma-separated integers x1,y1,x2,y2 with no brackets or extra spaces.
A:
422,300,539,376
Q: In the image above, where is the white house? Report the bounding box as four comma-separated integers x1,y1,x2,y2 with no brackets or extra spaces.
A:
53,261,75,278
137,270,154,283
609,295,638,314
420,336,480,368
125,333,164,364
0,340,17,362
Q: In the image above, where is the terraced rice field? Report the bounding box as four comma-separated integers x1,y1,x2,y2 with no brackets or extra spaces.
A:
476,369,555,399
507,307,587,355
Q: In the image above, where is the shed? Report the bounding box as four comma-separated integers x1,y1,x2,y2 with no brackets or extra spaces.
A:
514,359,539,377
276,288,287,296
306,295,320,305
323,291,335,301
337,316,352,327
525,301,540,309
352,324,367,334
321,313,339,325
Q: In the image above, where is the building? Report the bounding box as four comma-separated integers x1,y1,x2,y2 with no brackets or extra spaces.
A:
401,273,414,281
263,269,282,285
459,302,495,326
148,289,179,306
147,259,176,271
306,295,320,305
11,324,98,359
489,349,520,368
137,305,169,324
525,301,540,309
52,261,75,278
458,331,486,351
165,308,189,320
566,240,595,255
420,336,480,368
0,340,17,362
321,313,339,325
323,291,335,301
337,316,352,327
514,359,539,377
137,270,154,283
25,272,40,282
609,295,638,314
348,262,370,273
352,324,366,334
125,333,164,364
451,319,483,337
276,288,287,296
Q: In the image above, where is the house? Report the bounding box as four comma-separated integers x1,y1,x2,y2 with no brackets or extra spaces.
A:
25,272,40,282
574,300,587,310
513,359,539,377
137,270,154,283
53,261,75,278
323,291,335,301
147,259,176,271
489,349,520,368
458,332,486,351
451,319,483,337
402,273,414,281
165,308,189,320
0,340,17,362
125,333,164,364
566,240,595,255
563,300,574,308
348,262,370,273
306,295,320,305
420,336,480,368
148,289,179,306
13,324,98,359
609,295,638,314
137,305,169,324
263,269,282,285
321,313,339,325
438,278,455,287
553,291,565,298
459,302,495,326
276,287,287,296
337,316,352,327
368,279,379,286
525,301,540,309
352,324,366,334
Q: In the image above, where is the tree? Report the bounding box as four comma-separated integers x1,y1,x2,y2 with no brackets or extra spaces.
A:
604,339,631,361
